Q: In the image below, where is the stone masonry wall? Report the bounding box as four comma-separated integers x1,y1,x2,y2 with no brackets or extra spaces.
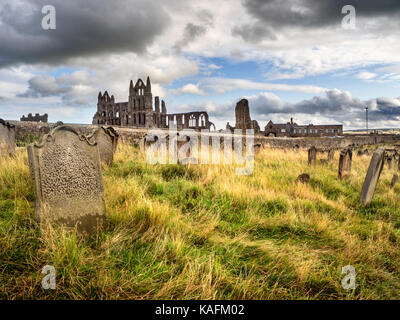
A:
9,121,400,150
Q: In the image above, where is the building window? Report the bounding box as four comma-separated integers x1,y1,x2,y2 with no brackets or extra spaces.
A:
310,129,313,133
281,128,286,133
326,128,329,133
294,129,296,133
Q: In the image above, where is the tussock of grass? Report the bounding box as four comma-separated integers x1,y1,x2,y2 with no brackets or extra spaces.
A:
1,143,400,299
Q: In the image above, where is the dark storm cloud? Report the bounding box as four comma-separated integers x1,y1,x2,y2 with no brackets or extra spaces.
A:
173,23,207,54
368,97,400,121
0,0,171,67
207,90,400,126
232,22,276,43
234,0,400,42
247,90,364,117
17,75,68,98
173,9,213,54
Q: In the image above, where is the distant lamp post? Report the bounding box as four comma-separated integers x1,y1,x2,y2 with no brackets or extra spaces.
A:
365,106,368,134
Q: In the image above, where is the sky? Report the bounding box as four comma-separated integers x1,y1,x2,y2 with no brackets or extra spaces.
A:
1,0,400,130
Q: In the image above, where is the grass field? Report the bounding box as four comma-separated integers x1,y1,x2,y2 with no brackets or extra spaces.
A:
1,143,400,299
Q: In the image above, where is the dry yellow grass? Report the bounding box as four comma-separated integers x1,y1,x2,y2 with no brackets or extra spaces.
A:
1,143,400,299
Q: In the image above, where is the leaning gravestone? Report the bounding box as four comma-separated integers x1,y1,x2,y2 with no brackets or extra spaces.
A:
360,148,385,206
90,126,119,166
0,118,15,156
338,148,352,180
27,126,106,233
308,146,317,165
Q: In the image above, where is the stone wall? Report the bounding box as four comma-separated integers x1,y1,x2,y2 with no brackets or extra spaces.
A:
9,121,400,150
10,121,148,146
254,135,399,150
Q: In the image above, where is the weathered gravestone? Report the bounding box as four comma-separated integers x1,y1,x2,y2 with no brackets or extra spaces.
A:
308,146,317,165
319,159,328,165
0,118,15,156
89,126,119,166
391,174,398,188
387,156,393,170
338,148,352,180
27,126,107,233
360,148,385,206
295,173,310,184
327,149,335,162
177,134,195,165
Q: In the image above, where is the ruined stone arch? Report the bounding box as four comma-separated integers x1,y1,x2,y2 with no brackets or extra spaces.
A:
199,113,206,127
189,114,196,127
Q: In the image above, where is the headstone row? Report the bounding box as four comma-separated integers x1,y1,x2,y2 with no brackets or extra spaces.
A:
307,146,335,165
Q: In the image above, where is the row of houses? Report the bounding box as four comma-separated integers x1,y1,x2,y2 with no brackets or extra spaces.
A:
264,119,343,137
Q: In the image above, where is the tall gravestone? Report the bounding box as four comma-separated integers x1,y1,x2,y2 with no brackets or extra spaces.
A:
27,126,107,232
89,126,119,166
308,146,317,165
338,148,352,180
391,174,398,188
387,156,393,170
360,148,385,206
398,155,400,171
0,119,15,156
327,149,335,162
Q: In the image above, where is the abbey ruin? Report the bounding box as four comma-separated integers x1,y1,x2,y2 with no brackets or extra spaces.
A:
92,77,215,131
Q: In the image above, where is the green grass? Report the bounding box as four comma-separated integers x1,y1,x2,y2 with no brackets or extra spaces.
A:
1,143,400,299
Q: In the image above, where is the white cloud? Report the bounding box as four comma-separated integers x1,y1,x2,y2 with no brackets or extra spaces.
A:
356,71,377,80
202,77,327,94
170,83,206,96
208,64,222,70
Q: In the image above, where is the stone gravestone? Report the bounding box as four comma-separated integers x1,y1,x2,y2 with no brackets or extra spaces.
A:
0,119,15,156
360,148,385,206
391,174,398,188
295,173,310,184
327,149,335,162
338,148,352,180
398,155,400,171
308,146,317,165
387,156,393,170
90,126,119,166
27,126,107,233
